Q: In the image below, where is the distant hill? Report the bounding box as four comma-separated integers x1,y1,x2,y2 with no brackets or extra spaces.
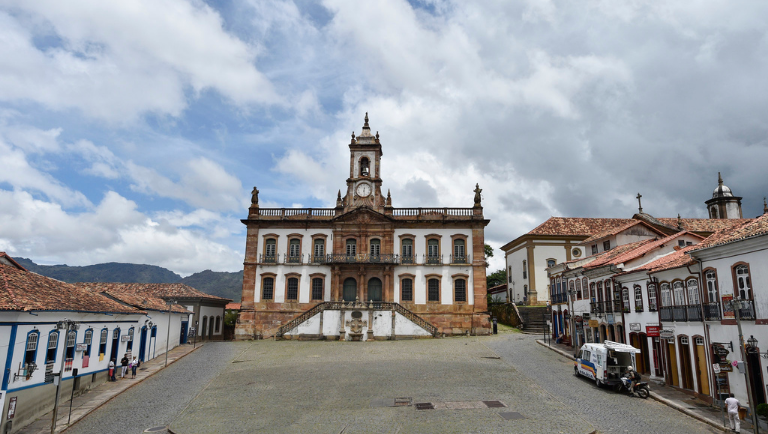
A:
180,270,242,302
14,258,241,302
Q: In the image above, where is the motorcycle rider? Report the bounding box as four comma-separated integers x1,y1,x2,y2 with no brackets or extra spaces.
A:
625,365,639,396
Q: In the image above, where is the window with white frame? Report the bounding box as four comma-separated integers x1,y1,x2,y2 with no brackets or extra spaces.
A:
634,285,643,311
402,239,413,263
686,279,700,305
622,287,630,312
84,329,93,356
25,331,39,365
673,281,685,305
734,265,751,299
647,283,658,311
313,239,324,260
576,279,582,299
705,270,717,303
46,331,59,363
660,283,672,307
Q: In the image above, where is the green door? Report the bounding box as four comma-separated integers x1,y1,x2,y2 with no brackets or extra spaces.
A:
343,278,357,301
368,278,382,301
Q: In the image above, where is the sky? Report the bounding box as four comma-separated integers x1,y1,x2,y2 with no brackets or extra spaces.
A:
1,0,767,276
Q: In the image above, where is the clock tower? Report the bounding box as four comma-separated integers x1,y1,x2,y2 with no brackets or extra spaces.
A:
344,113,384,212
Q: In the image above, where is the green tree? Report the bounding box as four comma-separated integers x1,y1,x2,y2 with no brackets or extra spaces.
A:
486,268,507,288
484,244,494,268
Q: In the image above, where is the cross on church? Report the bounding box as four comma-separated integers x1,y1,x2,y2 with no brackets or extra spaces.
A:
636,193,643,213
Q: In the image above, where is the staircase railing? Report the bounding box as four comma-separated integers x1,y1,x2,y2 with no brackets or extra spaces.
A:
275,301,439,338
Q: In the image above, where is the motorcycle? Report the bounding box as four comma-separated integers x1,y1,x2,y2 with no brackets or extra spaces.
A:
616,376,650,399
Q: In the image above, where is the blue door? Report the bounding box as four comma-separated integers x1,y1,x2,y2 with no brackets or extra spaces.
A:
180,321,188,344
139,327,147,361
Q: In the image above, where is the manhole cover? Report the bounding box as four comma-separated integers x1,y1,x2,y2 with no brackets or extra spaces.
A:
394,397,412,407
499,412,526,421
143,427,167,433
415,403,434,410
483,401,507,408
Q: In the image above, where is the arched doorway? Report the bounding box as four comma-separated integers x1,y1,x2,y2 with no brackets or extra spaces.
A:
599,324,607,343
343,278,357,302
367,278,382,301
615,324,624,343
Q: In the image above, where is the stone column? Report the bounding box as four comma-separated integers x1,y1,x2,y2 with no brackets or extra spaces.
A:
384,267,391,302
236,223,259,340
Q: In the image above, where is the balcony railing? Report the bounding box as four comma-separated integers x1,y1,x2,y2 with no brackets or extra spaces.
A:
325,254,400,264
686,305,702,321
634,303,644,313
735,300,756,320
590,302,604,314
425,255,442,265
401,255,415,265
613,301,623,313
450,254,470,264
660,306,673,322
603,301,614,313
286,254,304,264
660,304,703,322
260,254,277,263
703,302,721,321
550,293,567,304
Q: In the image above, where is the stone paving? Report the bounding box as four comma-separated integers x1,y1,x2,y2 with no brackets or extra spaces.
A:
170,336,595,434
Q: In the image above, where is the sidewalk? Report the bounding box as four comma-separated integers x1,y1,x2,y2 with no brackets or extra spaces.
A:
18,343,203,434
536,339,768,433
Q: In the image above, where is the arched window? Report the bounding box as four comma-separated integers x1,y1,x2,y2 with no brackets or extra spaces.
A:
660,283,672,307
734,265,751,299
346,239,357,256
604,280,612,302
622,287,630,312
264,238,276,262
127,327,134,351
46,330,59,363
454,278,467,302
673,281,685,305
262,276,274,300
453,239,466,263
99,328,108,356
401,278,413,302
547,258,556,268
84,328,93,357
575,279,582,299
705,270,718,303
201,317,208,337
65,330,77,368
370,239,381,257
215,316,221,333
647,283,657,311
427,278,440,302
686,279,700,305
311,277,324,301
288,238,301,262
402,239,413,263
634,285,643,312
286,277,299,300
360,157,369,176
25,330,40,366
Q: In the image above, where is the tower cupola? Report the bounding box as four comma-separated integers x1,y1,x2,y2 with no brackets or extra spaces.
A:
705,172,743,219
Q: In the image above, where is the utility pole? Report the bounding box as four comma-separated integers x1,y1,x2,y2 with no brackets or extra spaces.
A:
731,299,760,434
51,319,79,434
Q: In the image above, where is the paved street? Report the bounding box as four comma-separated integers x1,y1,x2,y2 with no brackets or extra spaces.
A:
66,333,720,434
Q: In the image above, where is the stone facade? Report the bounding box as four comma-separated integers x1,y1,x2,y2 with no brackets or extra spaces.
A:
236,115,490,339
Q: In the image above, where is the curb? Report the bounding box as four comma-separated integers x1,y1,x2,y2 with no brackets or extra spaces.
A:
61,344,204,433
535,340,729,432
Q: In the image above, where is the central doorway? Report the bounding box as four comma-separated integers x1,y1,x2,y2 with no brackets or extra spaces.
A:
343,278,357,301
367,278,382,301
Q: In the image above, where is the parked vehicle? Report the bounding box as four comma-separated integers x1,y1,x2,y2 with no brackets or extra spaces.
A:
617,376,650,399
574,341,640,388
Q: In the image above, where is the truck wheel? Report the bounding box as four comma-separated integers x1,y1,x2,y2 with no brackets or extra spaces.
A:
595,378,601,388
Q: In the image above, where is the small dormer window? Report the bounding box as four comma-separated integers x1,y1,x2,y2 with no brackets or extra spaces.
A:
360,157,370,177
678,240,686,247
591,244,597,255
603,240,611,251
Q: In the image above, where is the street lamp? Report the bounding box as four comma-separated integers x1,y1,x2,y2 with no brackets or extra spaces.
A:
165,299,177,367
51,318,79,434
729,299,760,434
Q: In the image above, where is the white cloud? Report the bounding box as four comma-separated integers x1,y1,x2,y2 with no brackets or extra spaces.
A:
0,0,280,122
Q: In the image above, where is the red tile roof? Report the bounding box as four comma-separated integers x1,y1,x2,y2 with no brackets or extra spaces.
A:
225,302,241,310
631,245,699,274
582,240,656,269
580,220,667,244
0,252,26,271
695,213,768,249
591,231,704,268
77,282,192,313
528,218,635,237
656,218,751,233
0,263,142,313
74,282,230,303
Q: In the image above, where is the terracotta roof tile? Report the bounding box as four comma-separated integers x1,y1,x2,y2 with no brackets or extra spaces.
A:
0,263,141,313
592,231,704,268
74,282,230,303
656,218,751,233
225,302,241,310
0,252,26,271
583,240,656,269
528,218,635,236
695,214,768,249
76,283,192,313
631,246,699,273
580,220,653,244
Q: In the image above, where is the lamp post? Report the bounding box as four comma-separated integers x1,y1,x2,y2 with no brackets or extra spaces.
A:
729,299,759,434
165,299,177,367
51,318,79,434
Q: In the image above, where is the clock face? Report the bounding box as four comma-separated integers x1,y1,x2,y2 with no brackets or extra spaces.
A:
356,183,371,197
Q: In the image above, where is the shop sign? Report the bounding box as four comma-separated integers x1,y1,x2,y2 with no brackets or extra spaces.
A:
606,314,615,325
8,397,17,419
646,326,661,337
588,319,599,328
712,364,721,374
629,323,641,331
722,295,734,318
76,343,87,352
659,329,674,339
719,363,733,372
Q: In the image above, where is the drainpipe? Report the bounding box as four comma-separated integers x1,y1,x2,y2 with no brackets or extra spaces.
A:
689,259,716,402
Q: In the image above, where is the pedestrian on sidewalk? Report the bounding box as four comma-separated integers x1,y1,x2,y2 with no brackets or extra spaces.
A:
120,354,129,378
725,393,741,433
108,359,116,381
130,357,138,379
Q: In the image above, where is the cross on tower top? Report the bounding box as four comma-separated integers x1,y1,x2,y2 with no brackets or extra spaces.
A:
636,193,643,213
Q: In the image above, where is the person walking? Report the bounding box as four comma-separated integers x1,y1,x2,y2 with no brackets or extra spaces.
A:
108,359,116,381
120,354,129,379
130,356,138,379
725,393,741,433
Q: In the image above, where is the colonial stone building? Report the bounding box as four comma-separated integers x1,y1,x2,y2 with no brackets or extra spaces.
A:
235,114,490,340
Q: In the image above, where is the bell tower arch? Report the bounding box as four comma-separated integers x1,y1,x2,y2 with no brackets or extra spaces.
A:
345,113,384,212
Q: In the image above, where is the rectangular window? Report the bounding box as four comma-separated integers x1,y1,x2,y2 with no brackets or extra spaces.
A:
647,284,658,311
99,329,107,355
678,240,686,248
453,240,465,263
46,332,58,363
288,239,301,262
427,239,440,264
428,279,440,302
634,286,643,312
313,239,324,259
262,277,274,300
287,278,299,300
265,239,276,262
454,279,467,302
346,239,356,256
25,333,38,365
591,244,598,255
311,278,323,300
370,239,381,257
603,240,611,251
401,278,413,302
84,329,93,356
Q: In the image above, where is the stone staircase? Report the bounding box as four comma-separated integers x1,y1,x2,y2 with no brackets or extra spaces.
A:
516,306,549,334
